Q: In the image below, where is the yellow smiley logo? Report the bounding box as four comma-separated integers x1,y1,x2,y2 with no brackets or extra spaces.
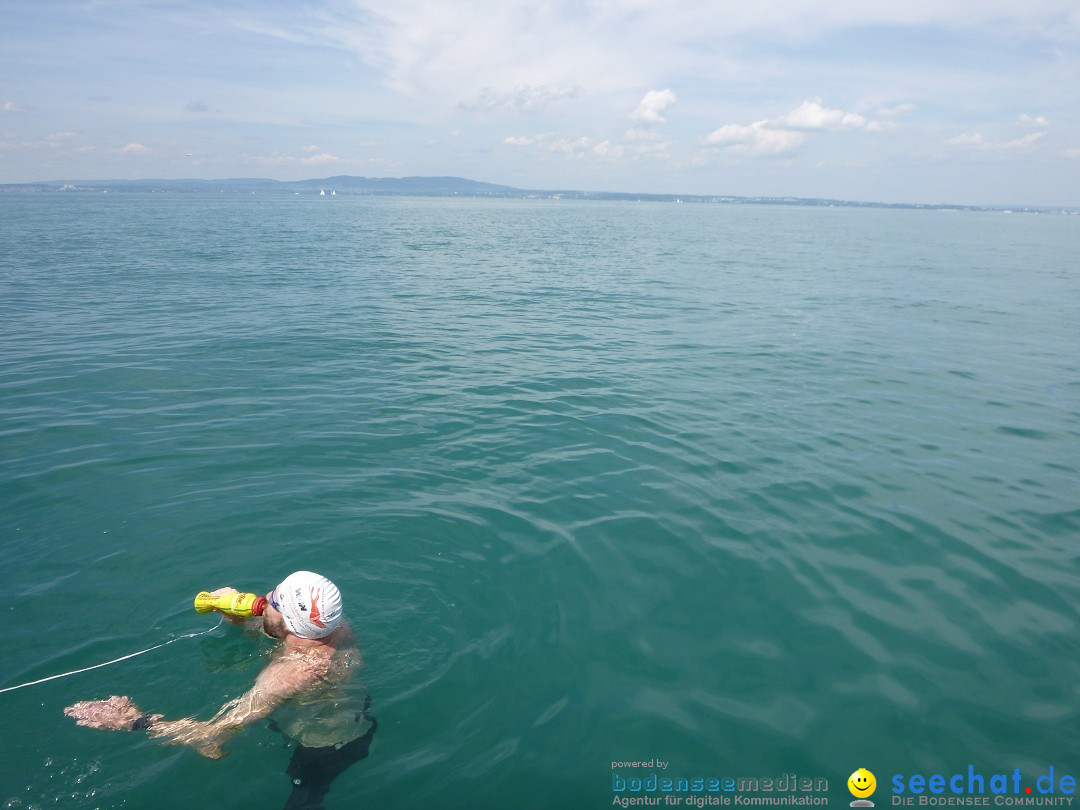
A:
848,768,877,798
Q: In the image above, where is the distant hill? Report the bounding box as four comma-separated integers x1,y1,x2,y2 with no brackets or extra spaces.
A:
0,175,520,196
1,175,1074,214
288,176,519,195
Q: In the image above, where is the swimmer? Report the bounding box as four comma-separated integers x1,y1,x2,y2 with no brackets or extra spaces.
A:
65,571,376,809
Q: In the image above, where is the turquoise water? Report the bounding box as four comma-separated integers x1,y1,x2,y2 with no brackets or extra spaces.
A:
1,195,1078,809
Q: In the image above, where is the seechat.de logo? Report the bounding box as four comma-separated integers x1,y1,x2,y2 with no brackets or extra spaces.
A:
890,765,1078,805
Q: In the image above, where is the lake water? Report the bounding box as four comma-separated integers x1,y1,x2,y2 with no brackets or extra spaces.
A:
1,194,1078,809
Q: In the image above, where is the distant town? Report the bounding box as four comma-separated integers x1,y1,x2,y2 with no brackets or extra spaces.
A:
1,175,1075,215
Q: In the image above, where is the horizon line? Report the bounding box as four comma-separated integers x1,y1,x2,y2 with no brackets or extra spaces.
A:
1,175,1077,213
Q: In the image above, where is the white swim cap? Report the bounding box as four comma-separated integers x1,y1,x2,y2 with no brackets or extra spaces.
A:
270,571,343,639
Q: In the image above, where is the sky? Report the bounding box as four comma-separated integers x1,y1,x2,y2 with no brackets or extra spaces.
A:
2,0,1079,206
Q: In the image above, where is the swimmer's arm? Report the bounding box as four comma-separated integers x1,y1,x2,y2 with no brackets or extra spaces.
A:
211,659,314,728
146,659,319,758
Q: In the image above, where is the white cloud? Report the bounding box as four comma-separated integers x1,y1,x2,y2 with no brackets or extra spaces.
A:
272,4,646,104
620,127,672,156
2,101,24,113
462,84,579,112
632,89,677,124
1019,113,1049,127
706,121,806,156
704,98,877,157
947,129,1046,150
624,127,662,142
1062,147,1080,159
863,120,895,133
232,1,1080,110
300,152,341,165
1000,131,1045,149
240,147,346,166
120,142,149,154
878,103,916,118
591,139,622,158
775,98,868,131
46,132,75,147
522,134,583,155
946,133,985,147
544,135,603,155
502,130,669,160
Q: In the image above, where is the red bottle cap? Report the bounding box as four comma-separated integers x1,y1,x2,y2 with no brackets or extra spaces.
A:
251,596,267,616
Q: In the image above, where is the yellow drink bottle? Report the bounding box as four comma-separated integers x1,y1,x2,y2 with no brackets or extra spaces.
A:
193,591,267,617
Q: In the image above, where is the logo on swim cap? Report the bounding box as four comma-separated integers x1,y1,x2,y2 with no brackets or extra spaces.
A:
309,586,325,628
273,571,342,639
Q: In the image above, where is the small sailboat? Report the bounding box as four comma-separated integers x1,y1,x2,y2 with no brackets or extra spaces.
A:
319,188,326,196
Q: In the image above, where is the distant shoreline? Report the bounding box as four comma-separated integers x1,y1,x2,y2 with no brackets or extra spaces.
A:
1,175,1075,215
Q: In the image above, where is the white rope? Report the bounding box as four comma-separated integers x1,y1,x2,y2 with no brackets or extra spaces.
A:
0,617,224,694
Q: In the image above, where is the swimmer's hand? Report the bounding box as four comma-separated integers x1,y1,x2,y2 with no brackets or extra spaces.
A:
64,697,228,759
64,695,162,732
208,587,247,624
147,718,229,759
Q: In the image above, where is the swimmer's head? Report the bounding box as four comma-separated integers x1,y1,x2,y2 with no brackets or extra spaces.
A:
268,571,343,639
